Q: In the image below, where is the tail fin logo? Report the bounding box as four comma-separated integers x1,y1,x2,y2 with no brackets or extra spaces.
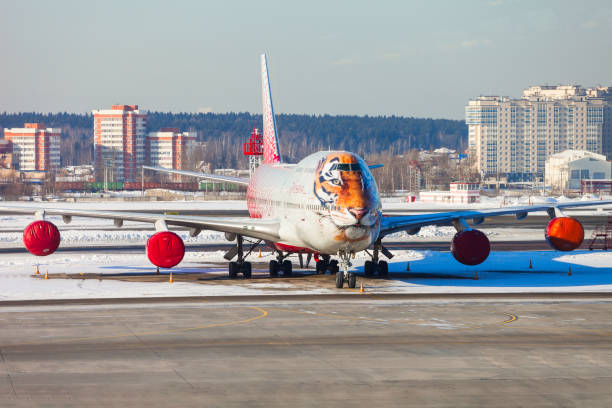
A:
261,54,282,164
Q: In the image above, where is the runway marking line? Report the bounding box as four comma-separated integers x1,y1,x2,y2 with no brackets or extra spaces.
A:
504,314,518,324
267,307,520,329
3,306,268,347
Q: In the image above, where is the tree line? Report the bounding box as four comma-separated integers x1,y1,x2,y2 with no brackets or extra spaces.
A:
0,112,467,169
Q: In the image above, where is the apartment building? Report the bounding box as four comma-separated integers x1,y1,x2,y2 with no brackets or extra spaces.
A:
92,105,147,182
146,128,196,170
3,123,60,172
466,85,612,182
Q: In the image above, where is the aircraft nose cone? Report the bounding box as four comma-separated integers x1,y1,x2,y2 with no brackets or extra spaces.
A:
349,208,368,220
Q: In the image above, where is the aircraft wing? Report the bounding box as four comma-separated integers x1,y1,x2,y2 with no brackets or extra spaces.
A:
0,205,280,242
142,166,250,185
380,200,612,237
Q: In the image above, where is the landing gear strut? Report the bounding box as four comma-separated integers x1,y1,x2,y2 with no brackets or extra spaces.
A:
226,235,253,279
364,240,389,278
335,249,356,289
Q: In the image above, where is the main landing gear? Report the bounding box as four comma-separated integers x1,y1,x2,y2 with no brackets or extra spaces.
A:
315,255,339,275
365,239,393,278
335,250,357,289
269,252,293,278
225,235,254,279
364,239,391,278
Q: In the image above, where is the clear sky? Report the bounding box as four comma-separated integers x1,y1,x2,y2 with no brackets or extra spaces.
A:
1,0,610,119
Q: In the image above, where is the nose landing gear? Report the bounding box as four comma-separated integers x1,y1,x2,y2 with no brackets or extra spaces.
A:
335,250,356,289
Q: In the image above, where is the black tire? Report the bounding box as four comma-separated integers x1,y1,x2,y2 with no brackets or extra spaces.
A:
269,260,279,278
315,260,327,275
335,271,344,288
378,261,388,277
228,262,239,279
364,260,374,277
348,272,356,288
242,262,252,279
282,260,292,276
328,260,339,274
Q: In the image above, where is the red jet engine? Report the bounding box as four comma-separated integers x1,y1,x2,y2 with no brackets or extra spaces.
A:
23,220,61,256
146,231,185,268
545,217,584,251
451,229,491,265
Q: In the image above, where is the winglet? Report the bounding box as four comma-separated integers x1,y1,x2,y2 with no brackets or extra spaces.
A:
261,54,282,164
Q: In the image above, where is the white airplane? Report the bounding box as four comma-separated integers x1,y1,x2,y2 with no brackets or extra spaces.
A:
2,54,610,288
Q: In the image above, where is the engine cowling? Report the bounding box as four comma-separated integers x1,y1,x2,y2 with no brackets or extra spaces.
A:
146,231,185,268
451,229,490,266
23,220,61,256
545,217,584,251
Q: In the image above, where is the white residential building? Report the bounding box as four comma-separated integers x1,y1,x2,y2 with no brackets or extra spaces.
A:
466,85,612,182
146,128,196,170
92,105,147,182
4,123,60,172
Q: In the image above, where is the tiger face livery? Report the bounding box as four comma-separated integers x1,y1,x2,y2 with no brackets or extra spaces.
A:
314,153,377,229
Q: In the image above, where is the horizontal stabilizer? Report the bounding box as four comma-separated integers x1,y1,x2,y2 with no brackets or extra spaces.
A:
142,166,250,186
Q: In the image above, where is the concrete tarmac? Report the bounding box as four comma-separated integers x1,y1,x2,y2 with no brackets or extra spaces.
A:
2,296,612,407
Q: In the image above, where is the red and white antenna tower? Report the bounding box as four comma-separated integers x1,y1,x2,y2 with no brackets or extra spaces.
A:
244,128,263,176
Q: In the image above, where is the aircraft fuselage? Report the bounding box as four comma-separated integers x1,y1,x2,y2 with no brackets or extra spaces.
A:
246,150,382,255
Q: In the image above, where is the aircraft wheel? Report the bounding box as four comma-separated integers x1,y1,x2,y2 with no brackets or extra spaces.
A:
269,260,279,278
364,260,375,277
348,272,356,288
229,262,239,279
282,260,292,276
335,271,344,288
242,262,252,279
378,261,388,277
315,260,327,275
328,260,339,274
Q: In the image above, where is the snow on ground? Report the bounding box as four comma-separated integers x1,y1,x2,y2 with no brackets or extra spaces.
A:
0,197,611,300
0,247,611,300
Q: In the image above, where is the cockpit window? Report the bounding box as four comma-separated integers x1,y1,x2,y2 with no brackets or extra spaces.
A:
335,163,361,172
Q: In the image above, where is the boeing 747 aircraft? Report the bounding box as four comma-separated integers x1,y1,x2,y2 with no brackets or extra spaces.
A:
2,55,609,288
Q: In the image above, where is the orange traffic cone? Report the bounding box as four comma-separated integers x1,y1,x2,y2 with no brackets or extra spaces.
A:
406,262,410,272
258,249,262,258
44,269,48,280
360,281,365,293
169,271,174,283
529,259,533,269
35,264,40,275
568,265,572,276
474,270,478,280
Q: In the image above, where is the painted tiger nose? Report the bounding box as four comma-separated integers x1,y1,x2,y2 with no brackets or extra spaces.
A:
349,208,368,220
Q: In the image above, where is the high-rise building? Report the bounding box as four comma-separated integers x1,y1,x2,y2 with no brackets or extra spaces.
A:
146,128,196,171
92,105,147,182
4,123,60,172
466,85,612,181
